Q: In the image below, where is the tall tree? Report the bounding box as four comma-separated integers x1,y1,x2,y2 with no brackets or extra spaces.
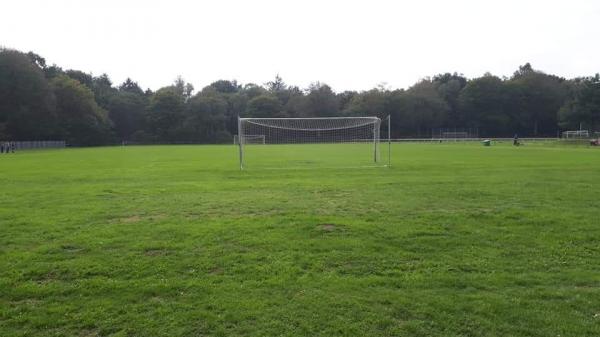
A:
174,76,194,102
50,75,112,145
266,74,286,92
396,81,449,136
146,86,185,140
109,90,147,141
343,88,390,118
246,94,283,117
65,70,93,89
119,78,144,95
209,80,241,94
509,64,567,135
559,75,600,131
0,48,57,139
433,73,468,126
302,82,339,117
91,74,116,110
459,75,512,136
180,92,230,142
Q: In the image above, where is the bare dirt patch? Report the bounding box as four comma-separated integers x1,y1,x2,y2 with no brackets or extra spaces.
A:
121,215,141,223
144,248,170,256
209,267,223,275
118,213,167,223
318,223,338,231
61,244,85,253
78,329,101,337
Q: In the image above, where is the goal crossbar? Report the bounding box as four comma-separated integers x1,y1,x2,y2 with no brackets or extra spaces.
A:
240,117,380,132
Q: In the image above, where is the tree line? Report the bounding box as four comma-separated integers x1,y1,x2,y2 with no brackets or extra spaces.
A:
1,47,599,145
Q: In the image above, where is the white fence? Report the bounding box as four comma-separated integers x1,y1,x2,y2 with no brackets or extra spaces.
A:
390,137,558,143
7,141,66,150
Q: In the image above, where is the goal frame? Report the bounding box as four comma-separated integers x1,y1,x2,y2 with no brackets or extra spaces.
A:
562,130,590,139
434,127,479,140
237,115,391,170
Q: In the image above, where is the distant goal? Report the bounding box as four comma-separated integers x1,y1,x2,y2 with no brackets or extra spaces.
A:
434,128,479,140
562,130,590,139
237,116,391,169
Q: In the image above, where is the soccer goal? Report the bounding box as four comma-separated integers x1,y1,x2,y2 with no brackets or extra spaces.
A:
562,130,590,139
237,116,390,169
434,128,479,140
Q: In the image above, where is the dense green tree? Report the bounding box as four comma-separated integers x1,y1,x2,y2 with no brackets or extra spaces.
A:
179,92,230,142
396,81,449,136
209,80,241,94
242,83,265,100
26,52,47,70
50,75,112,145
509,64,567,135
302,82,339,117
559,75,600,131
0,48,57,139
65,70,93,89
91,74,116,110
246,94,283,117
201,81,248,134
266,74,286,92
338,91,358,112
343,88,390,117
281,86,305,117
43,65,64,79
146,86,185,140
109,91,147,140
174,76,194,102
432,73,468,126
119,78,144,95
2,47,600,145
459,75,512,136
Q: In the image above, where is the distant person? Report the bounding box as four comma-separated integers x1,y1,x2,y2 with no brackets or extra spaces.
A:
0,142,4,154
10,141,15,153
513,134,520,146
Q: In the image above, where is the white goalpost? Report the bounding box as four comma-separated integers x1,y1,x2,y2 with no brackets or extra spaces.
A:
237,116,390,169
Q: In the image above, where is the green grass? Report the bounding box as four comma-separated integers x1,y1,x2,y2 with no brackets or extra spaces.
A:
1,143,599,336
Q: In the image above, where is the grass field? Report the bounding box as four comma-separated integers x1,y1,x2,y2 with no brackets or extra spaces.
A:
1,142,599,336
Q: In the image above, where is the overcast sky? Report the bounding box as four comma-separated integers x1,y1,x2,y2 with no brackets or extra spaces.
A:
2,0,599,92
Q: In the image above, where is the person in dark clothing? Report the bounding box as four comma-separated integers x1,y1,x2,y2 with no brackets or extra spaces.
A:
10,141,15,153
0,142,4,154
513,134,520,146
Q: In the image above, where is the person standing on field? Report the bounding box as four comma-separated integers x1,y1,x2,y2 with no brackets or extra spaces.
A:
10,141,15,153
0,142,4,154
513,134,520,146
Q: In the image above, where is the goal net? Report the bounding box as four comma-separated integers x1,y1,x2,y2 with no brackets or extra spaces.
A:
435,128,479,140
562,130,590,139
237,116,389,169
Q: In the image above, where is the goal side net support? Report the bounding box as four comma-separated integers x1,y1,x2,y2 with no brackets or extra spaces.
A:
233,134,265,145
237,116,390,169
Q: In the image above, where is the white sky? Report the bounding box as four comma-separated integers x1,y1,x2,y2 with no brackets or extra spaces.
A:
1,0,599,92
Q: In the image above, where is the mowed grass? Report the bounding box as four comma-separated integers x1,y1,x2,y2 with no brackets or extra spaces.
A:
1,142,599,337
